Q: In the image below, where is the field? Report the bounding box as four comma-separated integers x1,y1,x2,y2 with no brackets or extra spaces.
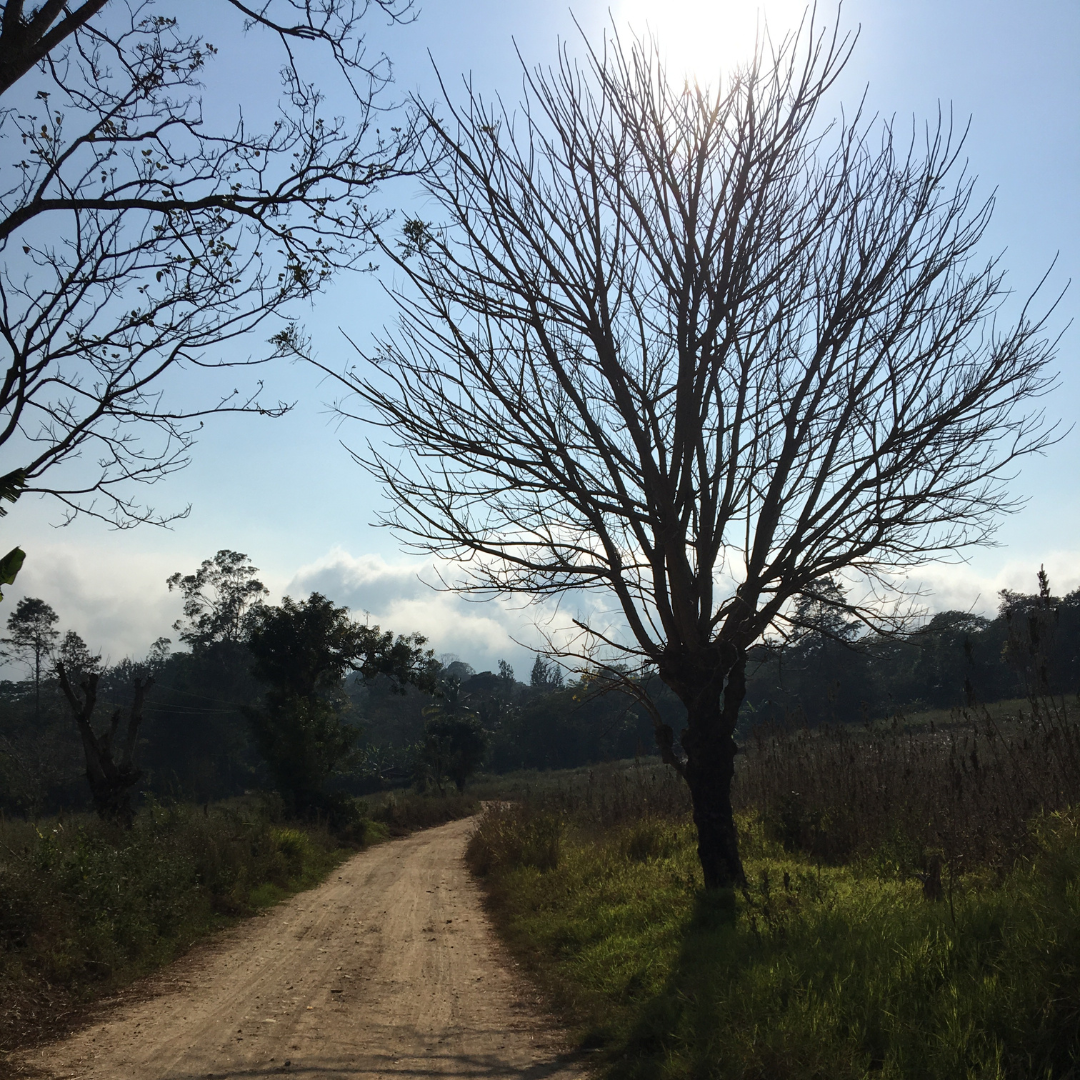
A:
4,694,1078,1077
466,697,1080,1079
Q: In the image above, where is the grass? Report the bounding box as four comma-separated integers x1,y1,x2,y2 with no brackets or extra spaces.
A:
469,803,1080,1079
368,788,480,833
470,759,692,827
0,789,478,1061
468,698,1080,1079
0,799,345,1057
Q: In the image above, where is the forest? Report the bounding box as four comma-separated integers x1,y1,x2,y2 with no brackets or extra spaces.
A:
1,549,1073,821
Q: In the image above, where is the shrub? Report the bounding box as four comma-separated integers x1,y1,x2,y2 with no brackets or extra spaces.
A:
466,803,564,875
0,799,344,1056
271,827,314,880
370,790,479,835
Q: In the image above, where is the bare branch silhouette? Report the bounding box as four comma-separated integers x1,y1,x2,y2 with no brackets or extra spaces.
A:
316,17,1061,886
0,0,415,526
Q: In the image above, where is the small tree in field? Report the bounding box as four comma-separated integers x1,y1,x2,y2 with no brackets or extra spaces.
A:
319,19,1061,888
418,677,488,791
530,656,564,691
55,661,153,827
56,629,102,685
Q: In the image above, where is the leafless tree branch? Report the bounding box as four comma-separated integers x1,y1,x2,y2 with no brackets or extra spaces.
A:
312,14,1062,886
0,0,415,526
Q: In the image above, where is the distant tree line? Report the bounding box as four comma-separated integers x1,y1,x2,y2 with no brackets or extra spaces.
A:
0,554,1075,820
743,570,1080,729
0,549,668,818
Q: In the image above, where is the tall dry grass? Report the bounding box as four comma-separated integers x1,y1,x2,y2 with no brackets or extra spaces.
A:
735,697,1080,872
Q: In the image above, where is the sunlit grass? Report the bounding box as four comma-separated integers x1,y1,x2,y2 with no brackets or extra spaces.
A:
470,805,1080,1079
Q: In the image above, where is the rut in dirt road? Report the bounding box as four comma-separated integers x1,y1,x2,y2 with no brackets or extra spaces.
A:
18,817,585,1080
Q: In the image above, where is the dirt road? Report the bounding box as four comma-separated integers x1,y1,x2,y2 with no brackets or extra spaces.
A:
18,817,585,1080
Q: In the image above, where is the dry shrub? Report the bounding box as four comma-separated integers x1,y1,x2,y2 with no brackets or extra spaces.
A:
499,760,692,833
370,790,479,834
467,761,694,876
735,698,1080,870
466,803,564,876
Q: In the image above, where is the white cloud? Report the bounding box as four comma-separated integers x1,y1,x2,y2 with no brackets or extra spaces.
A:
903,551,1080,618
0,541,549,677
0,539,295,671
2,543,180,666
6,539,1074,682
285,547,547,672
284,548,432,612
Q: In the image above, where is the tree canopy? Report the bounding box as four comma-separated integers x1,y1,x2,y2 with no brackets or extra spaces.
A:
2,562,1078,820
246,591,436,812
2,595,58,719
168,550,269,648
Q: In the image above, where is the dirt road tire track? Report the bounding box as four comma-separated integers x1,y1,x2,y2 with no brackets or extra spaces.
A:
15,817,585,1080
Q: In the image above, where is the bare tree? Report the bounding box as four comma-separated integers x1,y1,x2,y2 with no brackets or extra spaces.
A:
316,19,1061,888
56,658,151,826
0,0,414,529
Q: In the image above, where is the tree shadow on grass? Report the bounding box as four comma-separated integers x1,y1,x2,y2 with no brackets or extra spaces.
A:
600,886,871,1080
598,888,741,1080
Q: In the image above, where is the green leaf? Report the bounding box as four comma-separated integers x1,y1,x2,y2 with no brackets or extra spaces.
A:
0,469,26,516
0,546,26,601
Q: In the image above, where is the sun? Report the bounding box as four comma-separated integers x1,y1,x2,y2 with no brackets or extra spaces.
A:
611,0,811,87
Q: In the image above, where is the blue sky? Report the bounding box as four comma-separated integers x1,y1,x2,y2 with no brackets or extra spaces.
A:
4,0,1078,674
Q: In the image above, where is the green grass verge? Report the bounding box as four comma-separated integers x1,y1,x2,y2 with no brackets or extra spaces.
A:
0,800,353,1056
469,805,1080,1079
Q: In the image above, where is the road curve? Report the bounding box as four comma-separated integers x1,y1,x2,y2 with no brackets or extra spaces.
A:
17,817,584,1080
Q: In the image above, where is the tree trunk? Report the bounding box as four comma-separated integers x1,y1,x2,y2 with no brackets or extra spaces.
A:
85,740,140,829
34,646,42,725
56,663,151,828
660,644,747,890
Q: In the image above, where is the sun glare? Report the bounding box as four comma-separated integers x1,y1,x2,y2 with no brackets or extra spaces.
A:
612,0,809,87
